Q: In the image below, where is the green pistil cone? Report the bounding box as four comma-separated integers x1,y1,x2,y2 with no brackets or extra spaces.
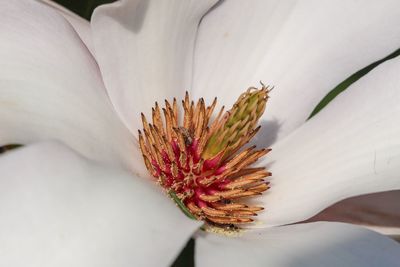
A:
203,87,268,160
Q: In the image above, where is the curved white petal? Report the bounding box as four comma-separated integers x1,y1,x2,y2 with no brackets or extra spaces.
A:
0,0,140,170
308,190,400,236
38,0,94,54
193,0,400,146
196,222,400,267
256,56,400,226
0,142,201,267
91,0,218,133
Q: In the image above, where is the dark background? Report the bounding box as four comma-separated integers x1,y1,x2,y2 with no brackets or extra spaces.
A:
54,0,115,20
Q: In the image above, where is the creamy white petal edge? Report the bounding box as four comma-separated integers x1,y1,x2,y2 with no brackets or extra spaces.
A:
38,0,94,54
91,0,218,133
0,0,142,171
196,222,400,267
256,56,400,226
0,142,201,267
193,0,400,146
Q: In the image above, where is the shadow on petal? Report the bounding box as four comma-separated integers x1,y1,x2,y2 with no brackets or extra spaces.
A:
250,118,281,148
305,190,400,239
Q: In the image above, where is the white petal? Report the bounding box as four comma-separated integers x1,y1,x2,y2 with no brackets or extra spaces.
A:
0,0,140,170
0,142,201,267
196,222,400,267
193,0,400,146
257,56,400,226
38,0,94,54
307,190,400,236
91,0,218,133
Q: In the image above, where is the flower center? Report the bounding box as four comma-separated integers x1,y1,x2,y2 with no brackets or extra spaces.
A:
138,86,271,229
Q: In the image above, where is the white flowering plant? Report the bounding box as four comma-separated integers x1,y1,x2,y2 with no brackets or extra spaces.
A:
0,0,400,266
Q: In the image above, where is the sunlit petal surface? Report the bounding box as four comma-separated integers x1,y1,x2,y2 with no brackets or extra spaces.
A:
0,142,201,267
91,0,218,133
0,0,139,169
38,0,94,54
257,57,400,226
193,0,400,146
196,222,400,267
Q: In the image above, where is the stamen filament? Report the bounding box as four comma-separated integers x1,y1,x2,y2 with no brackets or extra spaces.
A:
138,85,272,228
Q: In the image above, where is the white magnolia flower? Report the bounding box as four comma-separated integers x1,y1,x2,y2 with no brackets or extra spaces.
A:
0,0,400,266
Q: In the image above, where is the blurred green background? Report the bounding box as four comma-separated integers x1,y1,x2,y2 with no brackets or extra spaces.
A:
53,0,115,20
